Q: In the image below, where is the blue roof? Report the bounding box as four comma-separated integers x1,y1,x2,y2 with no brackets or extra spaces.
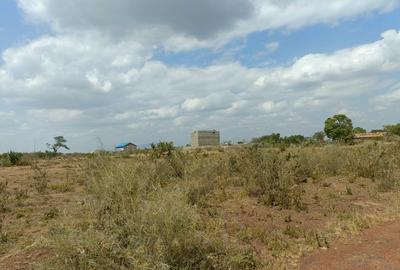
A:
115,142,135,148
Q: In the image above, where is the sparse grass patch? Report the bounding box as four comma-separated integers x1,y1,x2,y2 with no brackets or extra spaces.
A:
0,181,10,213
50,181,74,193
32,164,48,194
2,141,396,269
43,154,260,270
14,189,29,207
44,208,60,220
345,186,353,195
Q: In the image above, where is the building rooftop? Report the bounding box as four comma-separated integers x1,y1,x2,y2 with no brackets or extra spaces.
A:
192,130,219,133
115,142,136,149
354,132,386,139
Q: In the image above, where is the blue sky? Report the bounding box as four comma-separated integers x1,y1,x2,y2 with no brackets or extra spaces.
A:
155,8,400,68
0,0,41,53
0,1,400,152
4,0,397,69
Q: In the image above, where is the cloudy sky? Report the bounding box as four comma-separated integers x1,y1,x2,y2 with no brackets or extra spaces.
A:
0,0,400,152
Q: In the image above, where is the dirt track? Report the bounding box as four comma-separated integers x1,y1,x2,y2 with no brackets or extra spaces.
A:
299,220,400,270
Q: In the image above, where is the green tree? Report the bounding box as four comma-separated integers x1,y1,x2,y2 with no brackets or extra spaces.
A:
384,123,400,136
252,133,281,145
47,136,70,153
353,127,366,134
283,135,306,145
324,114,354,142
312,131,325,143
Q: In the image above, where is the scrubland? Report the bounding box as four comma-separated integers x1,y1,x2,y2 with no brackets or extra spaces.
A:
0,141,400,269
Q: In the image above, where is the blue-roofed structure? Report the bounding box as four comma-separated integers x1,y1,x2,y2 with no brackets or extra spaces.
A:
115,142,137,152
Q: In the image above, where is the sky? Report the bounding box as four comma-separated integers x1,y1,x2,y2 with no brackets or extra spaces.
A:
0,0,400,152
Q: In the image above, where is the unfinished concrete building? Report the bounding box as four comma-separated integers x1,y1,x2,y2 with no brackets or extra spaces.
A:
191,130,220,147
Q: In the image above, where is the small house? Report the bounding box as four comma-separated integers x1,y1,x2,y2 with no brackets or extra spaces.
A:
115,142,137,152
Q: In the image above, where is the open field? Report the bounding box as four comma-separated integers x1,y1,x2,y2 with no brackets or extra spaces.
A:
0,142,399,269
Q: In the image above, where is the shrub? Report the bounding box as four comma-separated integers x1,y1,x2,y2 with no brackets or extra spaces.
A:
35,151,59,159
7,151,23,166
150,141,175,158
46,156,258,270
15,189,29,207
0,182,9,213
32,164,48,194
238,147,306,210
44,207,60,220
41,142,400,269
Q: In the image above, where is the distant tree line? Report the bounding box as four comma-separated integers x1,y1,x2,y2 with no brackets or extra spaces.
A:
252,114,400,146
252,133,308,146
385,123,400,136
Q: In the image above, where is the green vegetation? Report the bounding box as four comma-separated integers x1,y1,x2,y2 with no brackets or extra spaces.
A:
252,133,306,147
312,131,325,143
47,136,70,153
150,141,175,158
353,127,366,133
6,151,23,166
324,114,354,142
385,123,400,136
0,151,31,167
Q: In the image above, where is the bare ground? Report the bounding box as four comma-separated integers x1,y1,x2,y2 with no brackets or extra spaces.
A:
0,158,85,269
299,220,400,270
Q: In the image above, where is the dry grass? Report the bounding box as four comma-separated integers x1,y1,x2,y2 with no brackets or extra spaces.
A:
0,142,399,269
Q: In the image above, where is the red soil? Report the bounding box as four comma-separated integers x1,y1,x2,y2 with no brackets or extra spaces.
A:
299,220,400,270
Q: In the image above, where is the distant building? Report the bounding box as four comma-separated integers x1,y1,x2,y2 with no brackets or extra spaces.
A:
115,142,137,152
191,130,220,147
354,132,386,140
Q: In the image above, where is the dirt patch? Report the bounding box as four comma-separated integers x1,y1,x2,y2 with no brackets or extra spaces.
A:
0,158,85,268
299,220,400,270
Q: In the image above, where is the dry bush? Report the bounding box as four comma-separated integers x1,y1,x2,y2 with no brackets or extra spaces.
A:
46,155,259,270
42,142,400,269
342,142,400,190
224,147,306,210
0,152,32,167
0,181,9,213
344,143,387,179
32,164,48,194
14,189,29,207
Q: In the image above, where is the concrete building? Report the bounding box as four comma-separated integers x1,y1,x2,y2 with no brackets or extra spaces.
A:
354,132,386,140
115,142,137,152
191,130,220,147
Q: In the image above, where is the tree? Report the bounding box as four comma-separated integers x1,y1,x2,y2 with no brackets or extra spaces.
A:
384,123,400,136
283,135,306,145
150,141,174,158
353,127,366,134
324,114,354,142
312,131,325,143
47,136,70,153
252,133,281,145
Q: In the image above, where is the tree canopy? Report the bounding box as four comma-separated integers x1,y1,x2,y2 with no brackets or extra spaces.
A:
324,114,354,142
47,136,70,153
252,133,306,146
384,123,400,136
252,133,282,145
312,131,325,143
353,127,366,134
